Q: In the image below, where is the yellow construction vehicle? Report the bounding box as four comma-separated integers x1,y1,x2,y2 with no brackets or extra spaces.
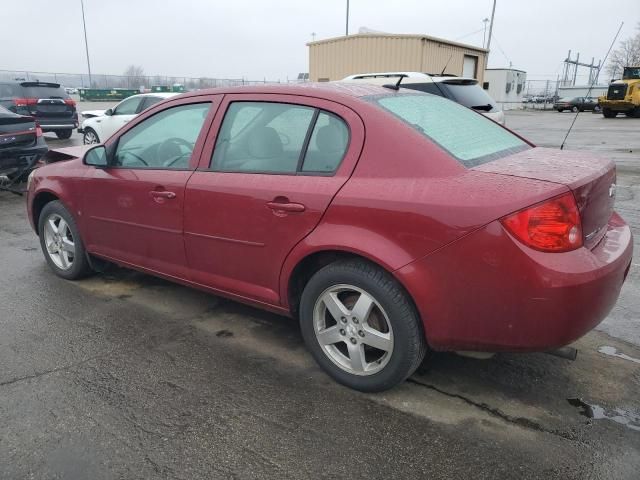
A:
599,66,640,118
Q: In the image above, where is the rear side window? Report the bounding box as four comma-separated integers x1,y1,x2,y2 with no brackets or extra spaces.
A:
372,93,528,167
211,102,349,175
302,112,349,172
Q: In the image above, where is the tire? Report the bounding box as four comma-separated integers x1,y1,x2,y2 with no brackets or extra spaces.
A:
83,128,100,144
299,259,428,392
556,109,563,112
55,129,73,139
571,106,579,113
38,200,93,280
602,108,617,118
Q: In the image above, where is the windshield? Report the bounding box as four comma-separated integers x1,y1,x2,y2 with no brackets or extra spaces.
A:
369,93,529,167
437,81,499,112
622,67,640,80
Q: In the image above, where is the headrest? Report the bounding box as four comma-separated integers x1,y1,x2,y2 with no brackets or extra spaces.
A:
248,127,283,158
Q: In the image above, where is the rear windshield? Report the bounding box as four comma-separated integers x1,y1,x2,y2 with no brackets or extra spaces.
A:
438,82,498,112
369,93,529,167
21,84,69,99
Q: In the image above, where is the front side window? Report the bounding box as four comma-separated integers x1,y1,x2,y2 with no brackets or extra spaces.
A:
114,96,143,115
371,93,528,167
114,102,210,169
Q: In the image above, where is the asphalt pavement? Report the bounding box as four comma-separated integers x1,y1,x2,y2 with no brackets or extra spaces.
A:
1,109,639,479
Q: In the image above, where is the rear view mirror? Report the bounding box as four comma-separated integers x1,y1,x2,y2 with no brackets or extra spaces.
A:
84,145,108,167
104,108,113,116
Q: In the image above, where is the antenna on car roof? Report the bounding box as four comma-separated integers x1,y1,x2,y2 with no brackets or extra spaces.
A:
440,53,454,76
382,75,406,91
560,22,623,150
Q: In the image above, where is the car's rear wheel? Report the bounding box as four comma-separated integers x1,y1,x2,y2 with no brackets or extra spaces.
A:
571,106,579,113
299,259,427,392
38,201,93,280
83,128,100,144
55,129,73,140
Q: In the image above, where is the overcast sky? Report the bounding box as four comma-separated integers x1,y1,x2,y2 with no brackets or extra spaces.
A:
2,0,639,82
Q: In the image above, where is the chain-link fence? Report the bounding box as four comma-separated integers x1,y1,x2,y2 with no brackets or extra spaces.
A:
521,79,561,110
0,69,305,91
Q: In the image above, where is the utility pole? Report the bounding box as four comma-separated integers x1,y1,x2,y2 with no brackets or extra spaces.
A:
345,0,350,36
486,0,496,61
80,0,93,87
482,18,489,48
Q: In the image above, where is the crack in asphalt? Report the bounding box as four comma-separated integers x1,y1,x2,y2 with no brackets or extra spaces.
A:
0,355,106,388
406,378,577,441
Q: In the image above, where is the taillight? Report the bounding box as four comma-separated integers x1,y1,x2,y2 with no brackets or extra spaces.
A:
501,192,583,252
35,123,43,137
13,98,37,106
64,98,76,107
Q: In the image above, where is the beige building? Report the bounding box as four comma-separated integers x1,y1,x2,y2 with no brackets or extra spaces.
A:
308,33,487,83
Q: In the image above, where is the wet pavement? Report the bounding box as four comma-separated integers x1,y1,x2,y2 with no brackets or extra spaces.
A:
1,109,639,479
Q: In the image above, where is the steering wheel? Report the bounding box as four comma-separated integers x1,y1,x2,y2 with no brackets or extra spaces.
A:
159,137,194,167
118,150,148,166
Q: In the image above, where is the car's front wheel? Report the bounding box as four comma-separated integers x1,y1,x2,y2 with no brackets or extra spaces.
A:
38,201,93,280
55,129,73,139
83,127,100,144
299,260,428,392
571,106,579,113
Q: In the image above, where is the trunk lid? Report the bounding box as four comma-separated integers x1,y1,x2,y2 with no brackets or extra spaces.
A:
474,147,616,249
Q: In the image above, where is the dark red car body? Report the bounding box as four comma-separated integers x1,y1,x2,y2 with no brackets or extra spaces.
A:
27,84,633,353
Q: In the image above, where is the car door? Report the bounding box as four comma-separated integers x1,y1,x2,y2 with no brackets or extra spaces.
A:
96,95,144,141
81,95,221,278
183,94,364,305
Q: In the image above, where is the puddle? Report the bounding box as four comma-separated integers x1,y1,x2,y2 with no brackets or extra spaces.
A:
567,398,640,431
598,345,640,364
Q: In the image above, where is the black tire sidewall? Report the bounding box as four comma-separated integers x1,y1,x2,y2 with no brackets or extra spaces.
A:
299,261,426,392
38,201,91,280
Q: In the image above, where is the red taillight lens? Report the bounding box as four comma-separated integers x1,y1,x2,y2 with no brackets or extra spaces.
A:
13,98,37,106
501,192,583,252
64,98,76,107
35,123,43,137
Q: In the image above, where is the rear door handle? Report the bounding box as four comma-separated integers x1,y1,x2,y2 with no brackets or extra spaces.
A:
266,201,305,213
150,190,176,199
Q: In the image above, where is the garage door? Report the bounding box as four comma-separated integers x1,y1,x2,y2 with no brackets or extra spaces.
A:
463,55,478,78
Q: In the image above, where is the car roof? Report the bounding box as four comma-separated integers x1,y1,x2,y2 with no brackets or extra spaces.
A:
173,83,399,102
341,72,479,86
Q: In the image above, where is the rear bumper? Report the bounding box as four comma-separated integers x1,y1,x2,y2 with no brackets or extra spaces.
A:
396,213,633,352
38,117,78,131
0,138,48,172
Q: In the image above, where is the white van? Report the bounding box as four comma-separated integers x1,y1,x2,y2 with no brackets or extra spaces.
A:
341,72,505,125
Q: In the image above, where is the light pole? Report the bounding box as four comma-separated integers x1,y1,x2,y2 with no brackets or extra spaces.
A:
345,0,350,36
80,0,93,87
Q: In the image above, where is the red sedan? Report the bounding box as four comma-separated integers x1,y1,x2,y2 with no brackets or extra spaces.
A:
26,84,633,392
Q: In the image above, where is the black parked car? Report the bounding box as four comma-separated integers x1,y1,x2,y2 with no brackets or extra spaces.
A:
0,105,48,180
0,81,78,139
554,96,601,112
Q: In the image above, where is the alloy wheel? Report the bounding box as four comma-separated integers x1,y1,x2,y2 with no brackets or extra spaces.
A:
83,130,98,144
43,213,75,270
313,284,394,376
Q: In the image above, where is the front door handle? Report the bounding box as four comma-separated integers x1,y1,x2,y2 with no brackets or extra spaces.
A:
150,190,176,199
266,200,305,213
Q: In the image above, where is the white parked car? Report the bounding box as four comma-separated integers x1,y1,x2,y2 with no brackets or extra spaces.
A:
340,72,505,125
79,92,177,144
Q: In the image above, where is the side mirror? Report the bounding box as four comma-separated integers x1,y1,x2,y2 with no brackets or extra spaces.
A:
84,145,108,167
104,108,113,116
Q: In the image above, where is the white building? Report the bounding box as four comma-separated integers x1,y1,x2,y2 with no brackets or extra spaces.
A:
557,85,608,99
483,68,527,110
